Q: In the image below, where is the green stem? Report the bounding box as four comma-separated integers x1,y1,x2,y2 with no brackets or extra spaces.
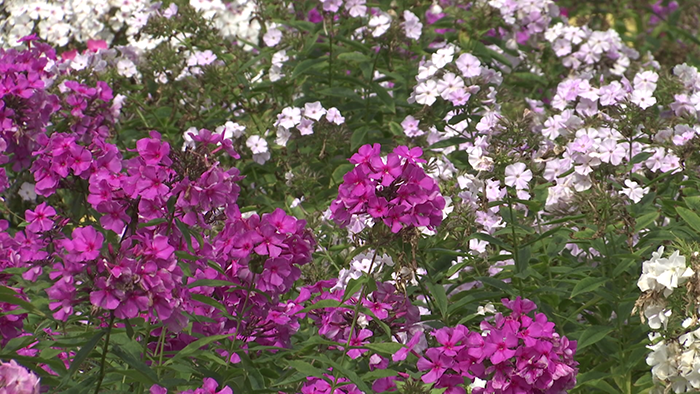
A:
94,313,115,394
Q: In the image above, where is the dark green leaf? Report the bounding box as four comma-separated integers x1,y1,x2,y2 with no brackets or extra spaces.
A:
571,277,607,298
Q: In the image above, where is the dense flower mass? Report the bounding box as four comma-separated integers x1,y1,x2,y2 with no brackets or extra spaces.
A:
4,0,700,391
330,144,445,233
417,298,578,394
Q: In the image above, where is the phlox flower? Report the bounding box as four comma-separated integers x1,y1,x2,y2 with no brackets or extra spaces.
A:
631,89,657,109
325,107,345,124
402,10,422,40
263,28,282,47
620,179,649,203
303,101,326,121
246,135,268,154
25,202,56,233
0,360,40,394
368,11,391,37
504,163,532,190
401,115,422,137
414,79,439,106
345,0,367,17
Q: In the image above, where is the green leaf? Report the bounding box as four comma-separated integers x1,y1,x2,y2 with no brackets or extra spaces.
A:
313,354,371,393
332,163,355,184
371,83,395,113
388,121,404,136
577,326,613,350
350,127,369,151
138,218,168,228
191,294,234,318
292,58,327,79
111,345,159,384
426,282,448,318
364,342,404,354
187,279,235,288
285,360,327,379
635,211,659,232
60,328,106,386
298,298,346,314
362,369,398,380
337,52,371,63
175,251,201,261
238,352,265,390
571,277,607,298
317,87,363,102
164,334,231,365
343,276,367,302
0,288,46,318
677,206,700,233
685,196,700,212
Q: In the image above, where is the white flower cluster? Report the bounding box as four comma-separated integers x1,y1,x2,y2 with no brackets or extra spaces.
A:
488,0,558,38
332,251,394,292
409,45,500,108
637,247,700,393
273,102,344,146
1,0,161,51
189,0,260,51
639,247,693,298
545,23,639,76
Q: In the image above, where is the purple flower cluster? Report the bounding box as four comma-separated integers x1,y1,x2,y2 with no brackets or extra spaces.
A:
417,298,578,394
185,206,315,353
330,144,445,233
299,280,420,392
151,378,232,394
0,360,40,394
0,40,316,364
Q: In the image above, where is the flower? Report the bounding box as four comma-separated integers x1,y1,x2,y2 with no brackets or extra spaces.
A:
0,360,40,394
504,163,533,190
246,135,268,154
620,179,649,203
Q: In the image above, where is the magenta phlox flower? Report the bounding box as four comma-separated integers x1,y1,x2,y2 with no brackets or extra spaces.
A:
346,328,373,359
97,201,130,234
142,234,175,260
394,145,427,164
136,131,172,166
393,331,425,362
25,202,56,232
332,144,444,233
362,297,392,319
259,257,292,291
434,326,466,356
349,143,381,165
418,347,455,383
369,153,403,186
253,224,285,257
70,226,103,261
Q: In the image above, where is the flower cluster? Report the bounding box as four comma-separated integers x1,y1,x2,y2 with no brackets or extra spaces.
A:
0,360,40,394
274,103,345,147
330,144,445,233
636,247,700,393
151,378,232,394
417,297,578,394
301,278,422,392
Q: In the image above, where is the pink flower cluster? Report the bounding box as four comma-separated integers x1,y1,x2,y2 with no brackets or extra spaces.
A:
417,298,578,394
0,360,40,394
299,280,421,392
184,206,315,354
151,378,232,394
0,40,316,364
330,144,445,233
